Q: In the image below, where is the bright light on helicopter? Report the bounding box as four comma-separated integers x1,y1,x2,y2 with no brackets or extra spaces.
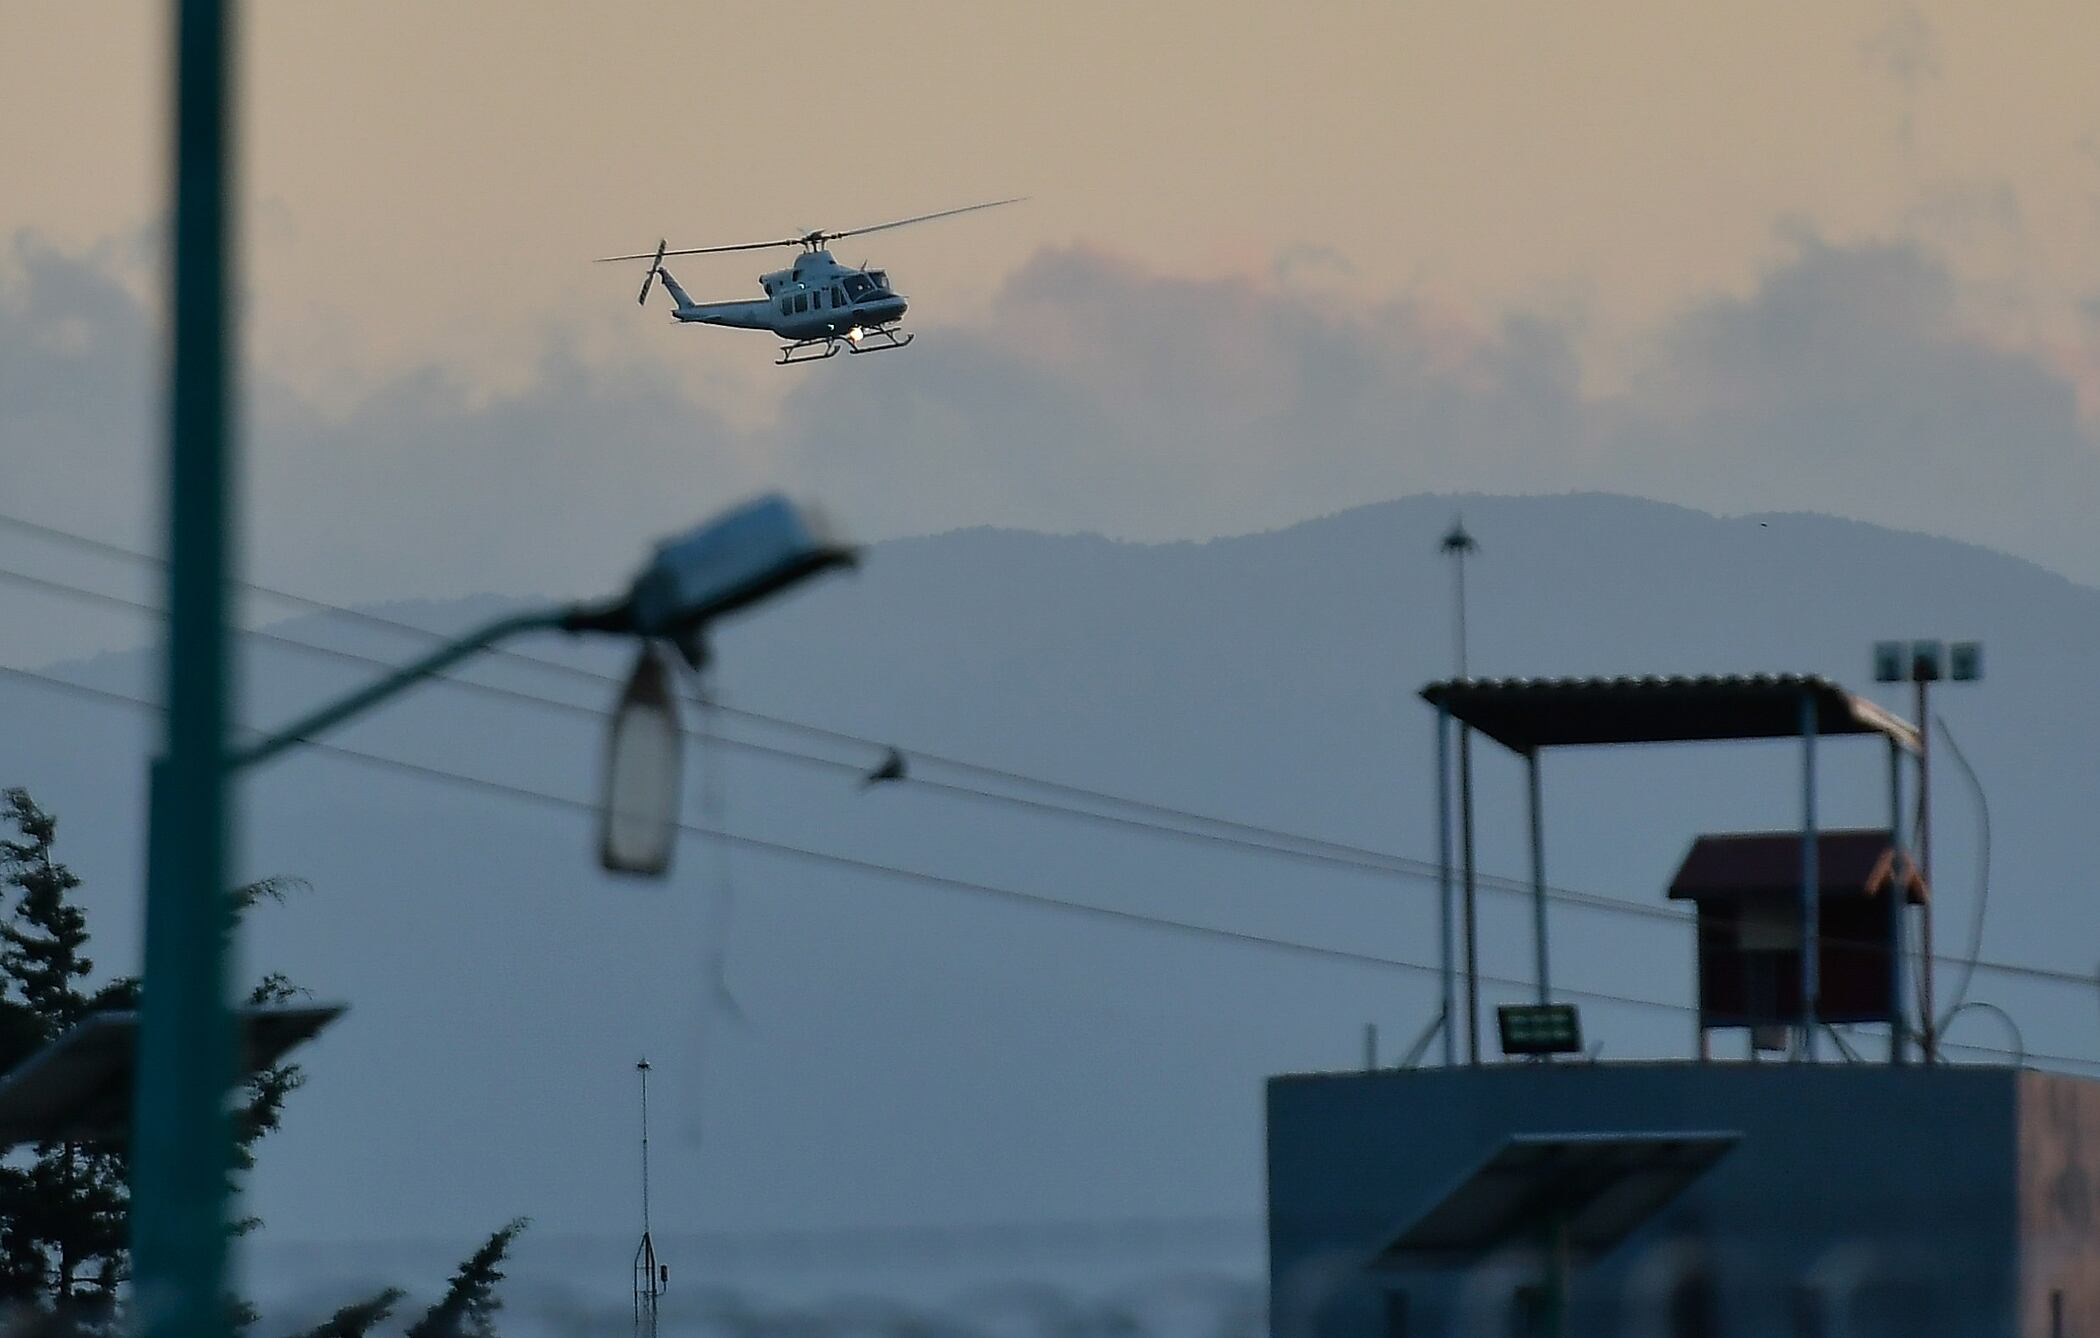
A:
846,326,865,344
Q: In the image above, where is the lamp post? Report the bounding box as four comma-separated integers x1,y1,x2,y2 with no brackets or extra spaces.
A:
1440,517,1480,1065
133,2,238,1334
1872,638,1983,1065
131,494,853,1338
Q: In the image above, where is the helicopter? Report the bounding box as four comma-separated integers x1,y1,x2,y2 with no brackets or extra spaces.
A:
598,198,1023,366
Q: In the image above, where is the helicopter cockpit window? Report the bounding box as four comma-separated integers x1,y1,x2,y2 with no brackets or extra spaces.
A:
843,274,874,301
831,285,846,306
870,271,890,292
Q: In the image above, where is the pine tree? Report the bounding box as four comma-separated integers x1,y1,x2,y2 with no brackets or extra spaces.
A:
0,789,127,1333
0,793,534,1338
295,1287,406,1338
0,792,319,1334
403,1220,528,1338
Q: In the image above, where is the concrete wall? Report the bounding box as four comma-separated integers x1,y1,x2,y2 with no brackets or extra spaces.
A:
2019,1070,2100,1338
1267,1063,2022,1338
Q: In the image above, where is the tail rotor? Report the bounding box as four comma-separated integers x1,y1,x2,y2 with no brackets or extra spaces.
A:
637,239,668,305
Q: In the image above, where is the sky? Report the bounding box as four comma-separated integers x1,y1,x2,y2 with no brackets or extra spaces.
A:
4,1,2100,623
5,1,2100,1297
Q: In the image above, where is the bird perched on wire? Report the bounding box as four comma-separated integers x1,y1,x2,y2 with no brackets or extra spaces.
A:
861,747,907,788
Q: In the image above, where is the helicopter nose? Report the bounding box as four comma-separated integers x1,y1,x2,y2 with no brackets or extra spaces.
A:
859,296,907,324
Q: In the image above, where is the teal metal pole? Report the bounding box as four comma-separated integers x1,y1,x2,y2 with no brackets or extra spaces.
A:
133,1,238,1335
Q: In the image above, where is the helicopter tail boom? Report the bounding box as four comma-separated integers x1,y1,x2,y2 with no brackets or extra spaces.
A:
653,267,696,310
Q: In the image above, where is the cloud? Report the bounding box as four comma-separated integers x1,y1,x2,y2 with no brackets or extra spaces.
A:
1859,4,1941,90
782,239,2100,582
4,229,2100,635
1615,237,2099,575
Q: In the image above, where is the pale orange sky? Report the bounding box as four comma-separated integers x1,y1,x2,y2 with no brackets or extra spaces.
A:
5,1,2098,408
8,0,2100,654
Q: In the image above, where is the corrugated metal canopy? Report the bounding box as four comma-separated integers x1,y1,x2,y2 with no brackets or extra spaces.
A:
0,1003,344,1146
1669,830,1928,905
1420,675,1918,754
1377,1130,1740,1265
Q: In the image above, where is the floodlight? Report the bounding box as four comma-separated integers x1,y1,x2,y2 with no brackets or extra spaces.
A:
1950,641,1983,682
1497,1003,1581,1056
600,643,684,877
1873,641,1905,683
1909,640,1944,683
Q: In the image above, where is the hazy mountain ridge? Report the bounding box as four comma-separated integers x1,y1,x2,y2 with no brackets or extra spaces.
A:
1,491,2093,1313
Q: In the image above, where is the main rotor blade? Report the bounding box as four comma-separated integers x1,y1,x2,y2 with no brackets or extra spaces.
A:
596,237,801,263
595,198,1022,263
818,197,1026,244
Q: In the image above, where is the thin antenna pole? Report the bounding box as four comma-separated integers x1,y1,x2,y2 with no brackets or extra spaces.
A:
639,1059,651,1237
1453,547,1470,680
1441,518,1481,1065
634,1059,664,1338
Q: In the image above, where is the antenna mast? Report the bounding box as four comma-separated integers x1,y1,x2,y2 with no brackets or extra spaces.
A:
634,1059,666,1338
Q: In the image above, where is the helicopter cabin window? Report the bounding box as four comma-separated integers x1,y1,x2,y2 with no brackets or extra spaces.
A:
832,285,846,306
793,293,808,314
778,296,791,317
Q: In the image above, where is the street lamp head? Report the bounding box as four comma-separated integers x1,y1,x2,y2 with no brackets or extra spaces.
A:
626,495,857,663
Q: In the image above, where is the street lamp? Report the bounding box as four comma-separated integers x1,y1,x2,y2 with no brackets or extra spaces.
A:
132,493,854,1338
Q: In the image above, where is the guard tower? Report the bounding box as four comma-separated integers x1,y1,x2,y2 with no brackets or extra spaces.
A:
1263,668,2100,1338
1670,829,1928,1054
1420,674,1923,1063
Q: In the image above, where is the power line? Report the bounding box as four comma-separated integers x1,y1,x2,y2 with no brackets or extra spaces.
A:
0,508,1518,862
1,657,2093,1077
3,529,2097,995
0,551,1693,917
0,558,1988,971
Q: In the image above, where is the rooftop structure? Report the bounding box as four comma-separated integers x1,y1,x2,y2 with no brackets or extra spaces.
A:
1421,672,1924,1066
1669,830,1928,1050
1267,1063,2098,1338
1260,664,2040,1337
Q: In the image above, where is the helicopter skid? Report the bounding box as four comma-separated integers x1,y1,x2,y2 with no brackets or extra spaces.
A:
776,338,844,366
775,325,915,366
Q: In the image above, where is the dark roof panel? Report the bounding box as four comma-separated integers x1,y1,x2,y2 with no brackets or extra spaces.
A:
1668,830,1927,905
1378,1130,1741,1265
1419,675,1918,754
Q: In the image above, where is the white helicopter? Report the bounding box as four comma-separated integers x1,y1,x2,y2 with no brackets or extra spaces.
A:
599,198,1022,366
